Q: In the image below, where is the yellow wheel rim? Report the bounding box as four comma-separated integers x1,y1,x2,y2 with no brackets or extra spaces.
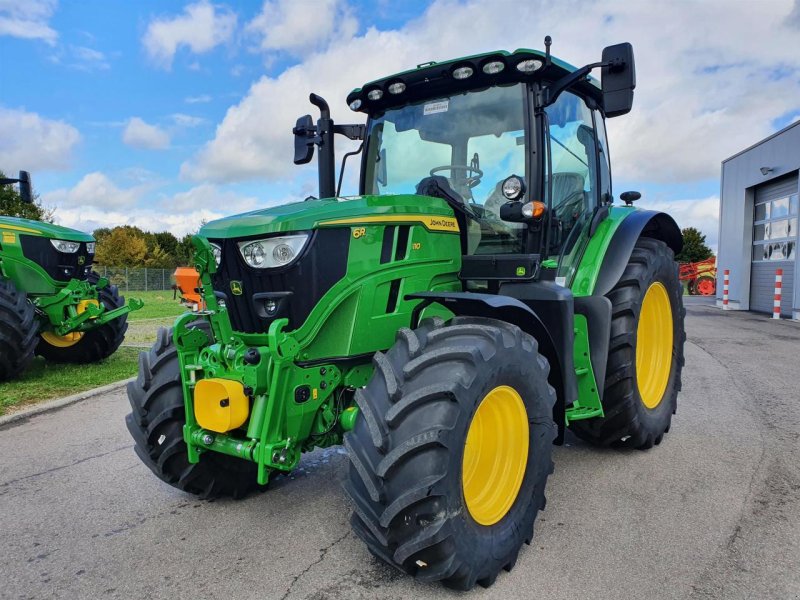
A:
462,385,529,526
636,281,673,409
41,331,84,348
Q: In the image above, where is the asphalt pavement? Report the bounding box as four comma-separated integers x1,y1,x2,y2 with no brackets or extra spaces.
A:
1,303,798,600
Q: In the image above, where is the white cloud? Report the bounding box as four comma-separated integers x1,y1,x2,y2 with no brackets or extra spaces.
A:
44,177,263,236
0,0,57,45
165,183,258,213
142,0,237,69
185,94,213,104
43,172,148,209
245,0,357,57
0,107,80,173
53,205,225,237
171,113,206,127
122,117,171,150
48,44,110,71
183,0,800,188
640,196,720,253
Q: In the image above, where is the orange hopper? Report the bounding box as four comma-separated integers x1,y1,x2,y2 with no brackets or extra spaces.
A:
173,267,204,311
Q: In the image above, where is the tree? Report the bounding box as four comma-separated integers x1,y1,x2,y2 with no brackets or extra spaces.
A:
94,227,148,267
676,227,714,263
0,171,55,222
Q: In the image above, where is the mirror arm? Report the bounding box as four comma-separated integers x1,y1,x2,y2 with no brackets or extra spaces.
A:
542,61,606,109
333,124,366,141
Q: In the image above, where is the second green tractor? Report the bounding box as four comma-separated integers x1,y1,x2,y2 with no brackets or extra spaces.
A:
127,40,685,589
0,172,142,382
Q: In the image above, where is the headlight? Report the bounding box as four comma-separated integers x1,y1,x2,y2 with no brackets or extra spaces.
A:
210,243,222,267
86,242,96,254
501,175,526,200
50,239,80,253
238,234,309,269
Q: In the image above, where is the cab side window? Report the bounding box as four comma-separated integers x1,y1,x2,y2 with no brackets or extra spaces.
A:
594,110,612,204
544,92,598,248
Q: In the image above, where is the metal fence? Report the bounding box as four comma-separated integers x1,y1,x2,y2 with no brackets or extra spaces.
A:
94,267,175,292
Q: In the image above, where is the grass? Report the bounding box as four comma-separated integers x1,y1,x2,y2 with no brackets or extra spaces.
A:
125,290,187,321
0,348,140,416
0,291,189,417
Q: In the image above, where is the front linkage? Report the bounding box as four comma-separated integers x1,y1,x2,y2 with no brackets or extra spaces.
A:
175,237,361,486
36,276,144,336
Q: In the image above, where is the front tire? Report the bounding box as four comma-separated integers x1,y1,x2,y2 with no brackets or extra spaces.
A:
0,278,39,382
37,271,129,363
344,317,556,590
125,324,263,498
569,237,685,449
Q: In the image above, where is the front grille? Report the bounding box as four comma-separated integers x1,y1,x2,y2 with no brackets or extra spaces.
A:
211,229,350,334
19,236,94,282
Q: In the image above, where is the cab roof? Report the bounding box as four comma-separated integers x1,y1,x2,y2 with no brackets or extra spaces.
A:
346,48,601,115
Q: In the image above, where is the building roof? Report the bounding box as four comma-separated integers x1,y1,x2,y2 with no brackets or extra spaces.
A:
722,119,800,164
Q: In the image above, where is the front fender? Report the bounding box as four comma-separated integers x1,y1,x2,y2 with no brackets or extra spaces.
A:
406,290,575,444
572,207,682,297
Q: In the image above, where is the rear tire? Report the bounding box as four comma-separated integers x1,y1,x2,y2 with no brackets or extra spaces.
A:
125,324,263,499
569,237,685,449
344,317,556,590
36,271,128,363
0,277,39,382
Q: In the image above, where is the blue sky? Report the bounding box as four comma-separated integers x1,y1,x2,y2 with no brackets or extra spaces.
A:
1,0,799,251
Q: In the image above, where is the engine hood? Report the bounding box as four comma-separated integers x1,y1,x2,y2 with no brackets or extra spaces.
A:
199,194,456,239
0,216,94,242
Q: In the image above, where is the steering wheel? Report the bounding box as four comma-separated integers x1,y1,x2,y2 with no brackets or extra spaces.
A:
429,164,484,189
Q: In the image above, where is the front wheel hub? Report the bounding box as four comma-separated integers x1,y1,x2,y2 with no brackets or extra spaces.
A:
462,385,529,526
636,281,674,409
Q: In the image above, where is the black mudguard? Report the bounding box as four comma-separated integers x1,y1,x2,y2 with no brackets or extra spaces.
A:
407,288,576,444
594,210,682,296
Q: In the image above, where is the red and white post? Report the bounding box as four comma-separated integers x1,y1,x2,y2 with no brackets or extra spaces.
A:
722,269,730,310
773,268,783,320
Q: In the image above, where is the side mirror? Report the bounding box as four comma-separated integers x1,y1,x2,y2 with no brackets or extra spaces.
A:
293,115,316,165
18,171,32,204
601,42,636,118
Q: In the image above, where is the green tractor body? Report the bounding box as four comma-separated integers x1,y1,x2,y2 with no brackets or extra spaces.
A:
127,43,685,589
0,175,143,380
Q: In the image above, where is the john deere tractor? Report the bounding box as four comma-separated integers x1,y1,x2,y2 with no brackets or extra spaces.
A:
127,40,684,589
0,172,143,381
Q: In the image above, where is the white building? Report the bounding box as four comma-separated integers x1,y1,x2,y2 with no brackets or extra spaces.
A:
717,121,799,320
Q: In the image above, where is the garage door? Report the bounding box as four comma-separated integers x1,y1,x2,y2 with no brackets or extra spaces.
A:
750,173,798,315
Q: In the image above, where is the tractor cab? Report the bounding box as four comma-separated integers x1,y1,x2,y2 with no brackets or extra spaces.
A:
296,42,636,288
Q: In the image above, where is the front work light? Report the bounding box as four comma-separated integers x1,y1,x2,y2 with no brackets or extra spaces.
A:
349,99,362,110
367,89,383,101
86,242,96,254
482,61,505,75
452,66,474,80
238,234,309,269
516,59,543,74
50,239,80,253
388,82,406,95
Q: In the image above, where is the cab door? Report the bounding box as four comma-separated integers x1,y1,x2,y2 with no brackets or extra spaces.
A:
542,90,607,286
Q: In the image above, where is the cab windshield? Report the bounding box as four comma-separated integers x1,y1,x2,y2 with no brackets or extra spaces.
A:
362,84,528,255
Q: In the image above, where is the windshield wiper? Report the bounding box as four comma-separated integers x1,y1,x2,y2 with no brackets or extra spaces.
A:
550,135,588,167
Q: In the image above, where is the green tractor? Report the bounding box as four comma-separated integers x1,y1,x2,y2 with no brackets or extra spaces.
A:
0,172,143,381
126,40,684,589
